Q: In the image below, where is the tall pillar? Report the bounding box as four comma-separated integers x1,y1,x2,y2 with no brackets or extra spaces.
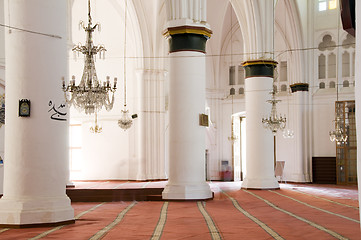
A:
290,83,310,182
161,24,213,199
130,69,167,180
0,0,74,227
241,60,279,189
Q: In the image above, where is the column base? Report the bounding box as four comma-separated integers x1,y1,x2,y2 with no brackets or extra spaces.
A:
162,182,213,200
241,177,280,189
0,195,74,226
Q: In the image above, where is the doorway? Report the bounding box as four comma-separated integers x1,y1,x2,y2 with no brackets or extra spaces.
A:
232,114,246,181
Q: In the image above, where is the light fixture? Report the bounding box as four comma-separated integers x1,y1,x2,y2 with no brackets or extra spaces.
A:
262,91,287,135
329,8,347,145
329,115,347,144
228,95,238,143
283,87,294,138
63,0,117,115
118,0,133,131
281,8,294,139
90,112,102,134
227,7,237,143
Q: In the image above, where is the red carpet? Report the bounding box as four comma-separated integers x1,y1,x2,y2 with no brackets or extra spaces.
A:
0,181,359,239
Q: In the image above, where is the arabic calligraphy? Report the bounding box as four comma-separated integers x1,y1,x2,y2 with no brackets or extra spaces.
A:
48,100,67,121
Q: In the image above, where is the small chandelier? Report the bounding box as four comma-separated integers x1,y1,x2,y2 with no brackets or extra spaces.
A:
63,0,117,115
118,0,133,131
90,113,102,134
262,91,286,135
118,109,133,130
283,88,294,139
329,116,347,145
228,95,238,143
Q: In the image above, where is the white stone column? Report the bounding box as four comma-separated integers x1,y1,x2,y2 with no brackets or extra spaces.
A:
0,0,74,226
162,50,212,199
163,0,213,199
130,69,167,180
241,60,279,189
290,83,310,182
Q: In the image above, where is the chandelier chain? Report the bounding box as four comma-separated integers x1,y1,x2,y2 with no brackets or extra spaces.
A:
124,0,128,107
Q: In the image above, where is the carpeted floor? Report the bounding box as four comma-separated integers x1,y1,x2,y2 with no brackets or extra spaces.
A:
0,181,359,240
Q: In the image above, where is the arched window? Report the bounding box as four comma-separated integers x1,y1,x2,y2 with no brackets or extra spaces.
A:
230,88,235,95
280,61,287,82
343,80,349,88
328,53,336,78
229,66,235,85
352,52,355,76
329,81,335,88
319,82,326,89
318,54,326,79
281,85,287,92
238,88,244,95
342,52,350,77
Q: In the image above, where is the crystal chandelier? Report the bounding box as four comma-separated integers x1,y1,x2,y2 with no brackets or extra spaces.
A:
63,0,117,115
118,0,133,131
329,115,348,145
262,91,287,135
90,113,102,134
329,7,348,145
118,109,133,130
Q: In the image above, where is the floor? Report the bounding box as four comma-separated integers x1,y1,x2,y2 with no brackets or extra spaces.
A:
0,181,359,240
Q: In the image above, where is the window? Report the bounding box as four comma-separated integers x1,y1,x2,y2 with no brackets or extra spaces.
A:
329,81,335,88
230,88,235,95
318,54,326,79
328,53,336,78
318,0,336,11
281,85,287,92
319,0,327,11
280,61,287,82
352,52,355,76
343,80,350,88
329,0,337,10
239,87,244,95
229,66,235,85
69,124,83,175
319,82,326,89
342,52,350,77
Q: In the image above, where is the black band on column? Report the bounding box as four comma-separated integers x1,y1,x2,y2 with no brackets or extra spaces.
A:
164,26,212,53
290,83,309,93
242,60,278,78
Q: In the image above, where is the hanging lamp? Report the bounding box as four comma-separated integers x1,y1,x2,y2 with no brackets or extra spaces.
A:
283,88,294,138
118,0,133,130
63,0,117,115
329,3,347,145
262,90,287,135
227,6,238,143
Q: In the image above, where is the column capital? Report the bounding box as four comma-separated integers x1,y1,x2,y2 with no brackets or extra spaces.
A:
242,60,278,78
163,25,212,53
290,83,309,93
